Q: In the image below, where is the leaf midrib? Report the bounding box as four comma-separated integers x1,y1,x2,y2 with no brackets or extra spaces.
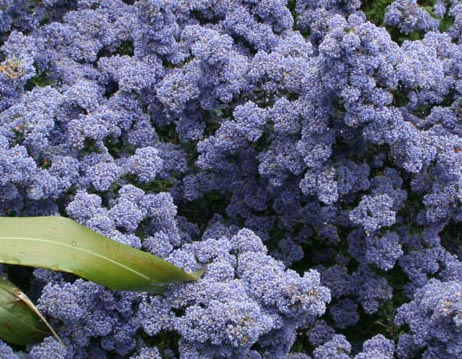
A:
0,236,151,281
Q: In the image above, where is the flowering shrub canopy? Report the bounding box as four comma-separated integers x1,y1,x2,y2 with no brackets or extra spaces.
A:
1,0,462,357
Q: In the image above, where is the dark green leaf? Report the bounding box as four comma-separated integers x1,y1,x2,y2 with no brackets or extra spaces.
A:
0,276,62,346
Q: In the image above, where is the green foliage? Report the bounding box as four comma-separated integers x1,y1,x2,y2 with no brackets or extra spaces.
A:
440,219,462,259
362,0,454,44
24,70,54,91
0,276,62,346
0,217,203,293
114,41,135,56
141,330,181,358
178,191,231,231
424,0,455,33
0,217,203,346
361,0,395,26
155,122,180,145
391,87,410,108
79,138,102,156
104,137,136,157
122,174,174,193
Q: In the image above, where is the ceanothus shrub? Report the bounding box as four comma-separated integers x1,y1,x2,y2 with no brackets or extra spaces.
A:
1,0,462,357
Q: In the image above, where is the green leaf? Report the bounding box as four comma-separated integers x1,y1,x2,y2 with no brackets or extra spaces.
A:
0,275,62,346
0,216,203,293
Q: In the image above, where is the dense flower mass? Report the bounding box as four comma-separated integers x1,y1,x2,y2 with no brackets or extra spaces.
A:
2,0,462,357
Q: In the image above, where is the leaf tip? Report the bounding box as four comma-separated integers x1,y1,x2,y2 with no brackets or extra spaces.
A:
190,267,206,280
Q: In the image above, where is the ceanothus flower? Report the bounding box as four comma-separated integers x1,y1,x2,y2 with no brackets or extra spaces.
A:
300,167,339,205
134,0,186,63
26,169,60,200
0,145,37,186
307,320,336,347
63,79,105,112
354,335,395,359
384,0,439,35
123,147,163,184
395,279,462,358
0,30,37,89
365,231,403,271
448,2,462,42
181,24,249,109
397,37,451,107
433,0,447,17
60,0,137,63
398,245,445,290
98,55,163,94
38,279,142,357
137,228,331,358
349,194,396,233
313,334,351,359
351,265,393,314
29,337,68,359
222,4,278,51
320,264,353,299
0,86,63,154
196,101,267,170
107,184,149,232
176,299,275,348
329,298,359,329
48,155,80,193
129,347,162,359
79,153,121,192
5,0,462,357
156,63,201,114
0,340,19,359
248,32,313,94
237,251,331,319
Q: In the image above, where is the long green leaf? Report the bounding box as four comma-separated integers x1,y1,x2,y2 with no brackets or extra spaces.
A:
0,276,62,346
0,216,203,293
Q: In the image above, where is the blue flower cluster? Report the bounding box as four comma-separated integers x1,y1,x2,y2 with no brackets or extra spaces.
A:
2,0,462,357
